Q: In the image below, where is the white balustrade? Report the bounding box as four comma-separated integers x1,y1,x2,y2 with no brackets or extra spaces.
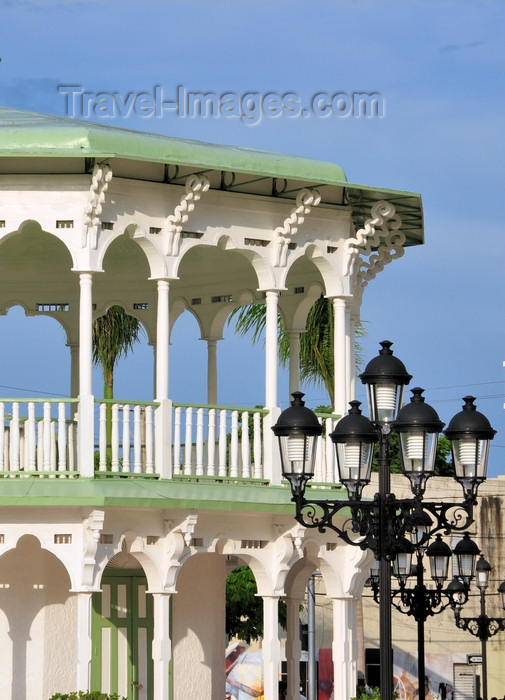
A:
95,400,157,476
170,404,269,481
0,399,78,477
0,397,339,486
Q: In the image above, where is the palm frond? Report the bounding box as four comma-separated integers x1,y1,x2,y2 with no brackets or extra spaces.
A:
228,302,268,344
92,305,144,378
230,296,367,407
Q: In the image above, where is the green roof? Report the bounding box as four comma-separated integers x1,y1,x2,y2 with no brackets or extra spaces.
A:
0,477,347,513
0,106,347,183
0,106,424,245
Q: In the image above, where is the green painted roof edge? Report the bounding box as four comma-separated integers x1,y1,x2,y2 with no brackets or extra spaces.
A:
0,106,348,184
0,107,423,203
0,477,349,513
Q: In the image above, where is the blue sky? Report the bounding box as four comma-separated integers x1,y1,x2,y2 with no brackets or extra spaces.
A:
1,0,505,476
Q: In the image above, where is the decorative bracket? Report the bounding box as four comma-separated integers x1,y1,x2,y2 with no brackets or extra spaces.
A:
166,513,199,548
370,573,469,623
455,612,505,641
82,509,105,587
273,188,321,267
343,200,405,288
292,493,475,562
164,174,210,256
83,163,113,250
289,523,306,553
162,514,199,592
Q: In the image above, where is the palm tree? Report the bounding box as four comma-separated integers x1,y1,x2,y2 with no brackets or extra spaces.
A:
229,295,364,406
92,305,144,449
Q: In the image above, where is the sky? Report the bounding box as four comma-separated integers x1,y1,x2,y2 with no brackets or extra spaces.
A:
1,0,505,476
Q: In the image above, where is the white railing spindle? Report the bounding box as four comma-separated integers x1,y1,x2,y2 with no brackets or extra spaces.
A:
68,417,76,473
133,405,142,474
218,409,227,477
27,402,36,471
183,407,193,476
229,411,239,478
50,420,57,473
207,408,216,477
173,406,182,475
145,405,154,474
122,405,131,473
10,402,20,472
99,403,107,472
196,408,204,476
241,411,250,478
43,402,51,472
253,412,262,479
111,404,120,472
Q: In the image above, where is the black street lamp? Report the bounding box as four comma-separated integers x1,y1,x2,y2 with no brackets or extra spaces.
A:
272,341,496,700
368,531,480,700
452,553,505,700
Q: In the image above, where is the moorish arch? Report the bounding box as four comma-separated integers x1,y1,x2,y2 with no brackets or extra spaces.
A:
93,231,157,342
0,221,77,333
0,534,77,700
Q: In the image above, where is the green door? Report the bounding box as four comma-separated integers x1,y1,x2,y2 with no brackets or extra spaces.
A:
91,570,154,700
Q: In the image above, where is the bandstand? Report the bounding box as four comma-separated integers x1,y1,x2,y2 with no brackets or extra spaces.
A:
0,107,423,700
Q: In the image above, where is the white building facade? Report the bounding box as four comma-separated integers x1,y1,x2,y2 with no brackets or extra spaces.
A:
0,107,424,700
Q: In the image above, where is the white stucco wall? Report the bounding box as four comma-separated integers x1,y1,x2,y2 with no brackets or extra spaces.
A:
0,534,77,700
172,553,226,700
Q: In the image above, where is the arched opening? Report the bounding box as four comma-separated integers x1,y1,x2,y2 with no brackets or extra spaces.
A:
225,562,277,700
0,534,75,700
91,304,152,402
91,548,153,700
169,309,207,404
172,551,227,700
0,305,70,398
0,222,75,400
94,233,155,403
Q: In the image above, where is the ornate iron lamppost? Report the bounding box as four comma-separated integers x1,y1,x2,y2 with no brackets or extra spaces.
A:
451,553,505,700
272,341,496,700
368,531,480,700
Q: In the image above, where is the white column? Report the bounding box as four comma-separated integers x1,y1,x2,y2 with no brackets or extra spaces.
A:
345,306,352,405
288,330,301,398
78,272,95,478
155,280,172,478
75,591,93,691
207,338,218,405
262,595,281,700
349,315,358,401
155,279,170,401
332,297,347,417
331,596,358,700
68,342,79,398
285,596,303,700
265,290,279,409
79,273,93,396
152,592,172,700
263,291,281,484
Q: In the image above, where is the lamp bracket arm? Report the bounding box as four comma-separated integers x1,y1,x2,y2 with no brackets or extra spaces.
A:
416,500,475,543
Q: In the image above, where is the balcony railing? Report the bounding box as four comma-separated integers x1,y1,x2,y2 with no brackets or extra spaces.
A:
0,398,79,477
0,397,340,487
172,403,269,481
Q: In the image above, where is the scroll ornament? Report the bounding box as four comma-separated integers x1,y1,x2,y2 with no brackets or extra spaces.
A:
83,164,113,249
273,188,321,267
343,200,406,288
164,174,210,256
